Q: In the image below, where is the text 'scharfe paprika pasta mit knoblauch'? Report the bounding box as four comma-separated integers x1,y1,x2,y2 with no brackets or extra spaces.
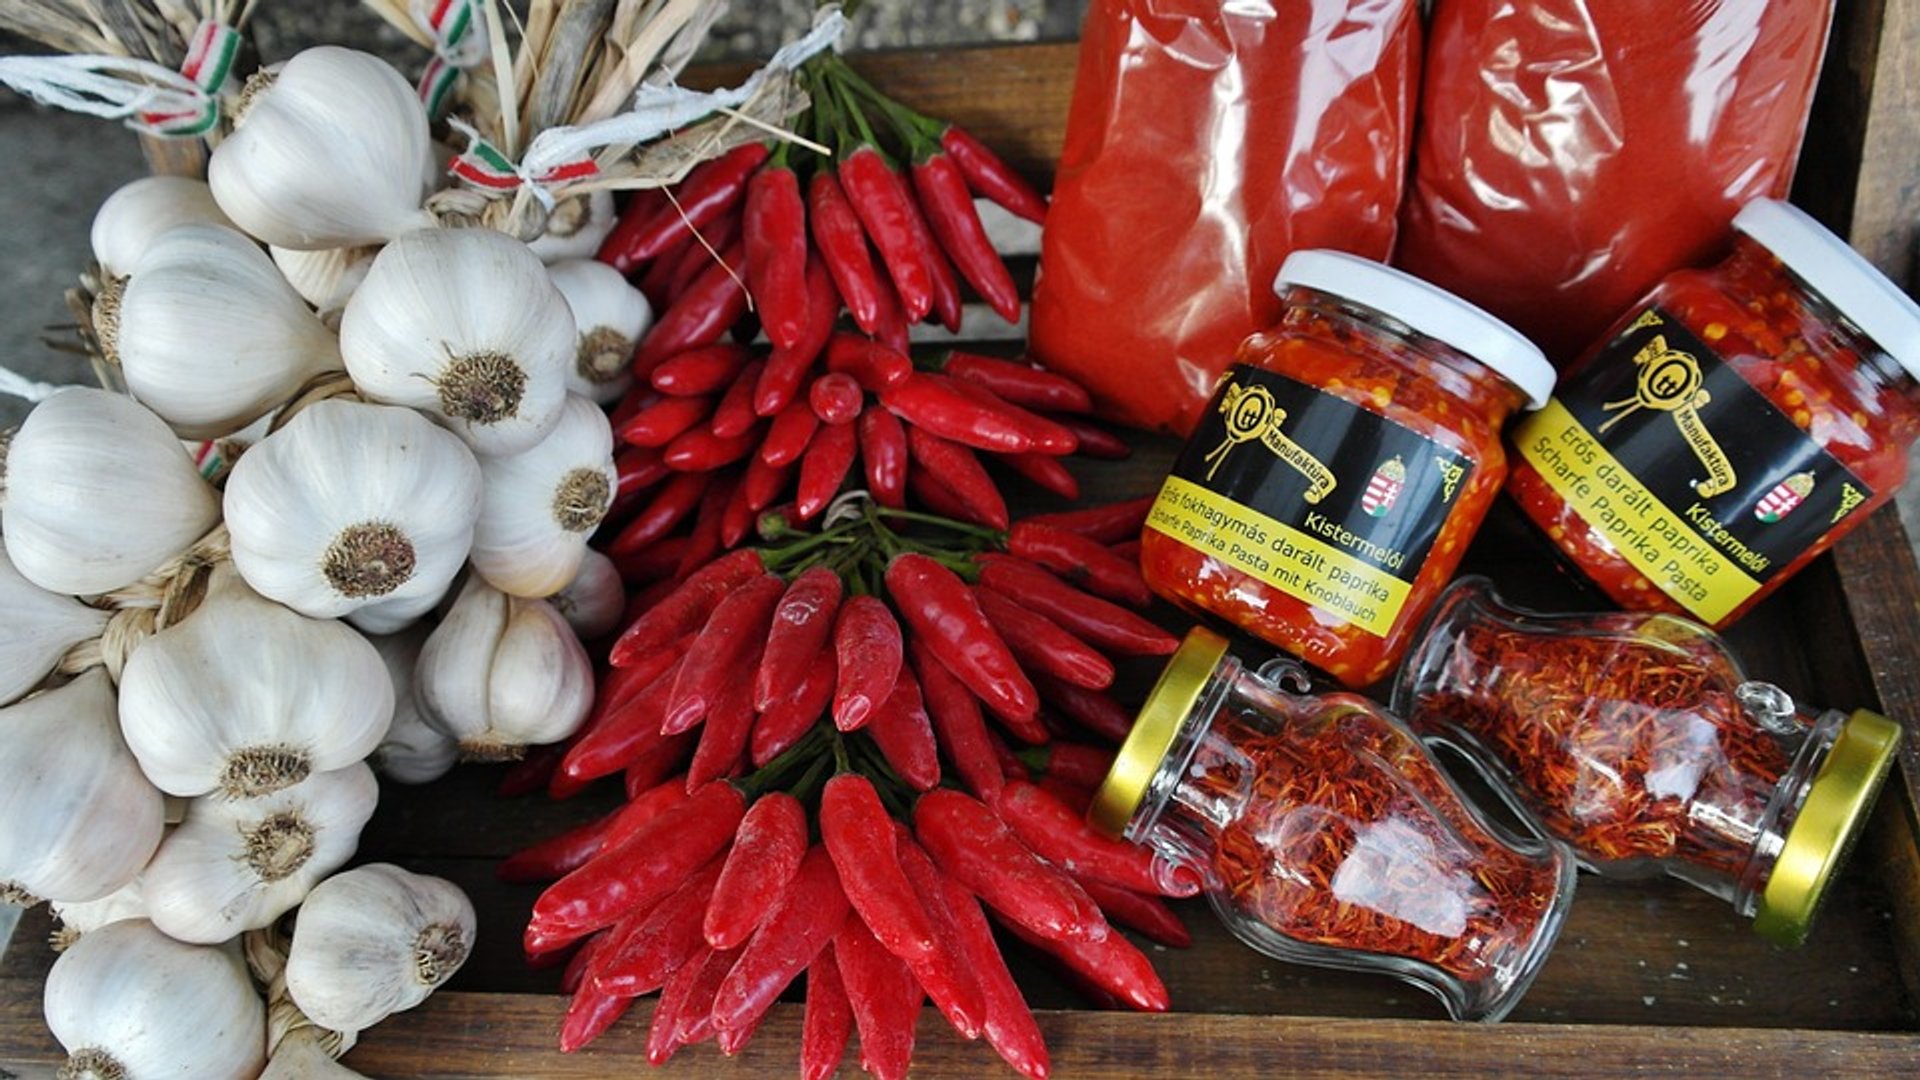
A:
1139,251,1555,688
1506,199,1920,627
1395,0,1835,363
1029,0,1422,434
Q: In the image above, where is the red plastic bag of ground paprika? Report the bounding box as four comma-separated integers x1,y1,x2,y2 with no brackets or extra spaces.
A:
1394,0,1835,365
1028,0,1422,435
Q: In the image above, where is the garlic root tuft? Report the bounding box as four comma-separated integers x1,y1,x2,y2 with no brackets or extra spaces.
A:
576,326,632,384
553,469,612,533
243,812,318,882
413,922,468,987
433,351,528,425
1,881,40,907
90,278,124,365
321,523,417,599
456,737,525,763
220,746,314,800
59,1047,127,1080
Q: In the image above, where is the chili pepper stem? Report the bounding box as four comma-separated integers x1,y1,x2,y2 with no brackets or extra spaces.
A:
741,725,833,797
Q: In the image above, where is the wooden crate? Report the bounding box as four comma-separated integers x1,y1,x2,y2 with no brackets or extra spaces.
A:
7,6,1920,1076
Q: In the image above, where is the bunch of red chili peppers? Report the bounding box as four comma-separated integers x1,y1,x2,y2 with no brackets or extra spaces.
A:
501,497,1191,1077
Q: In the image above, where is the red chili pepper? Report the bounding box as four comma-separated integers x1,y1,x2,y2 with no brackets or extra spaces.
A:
944,353,1093,414
822,774,939,964
751,645,837,766
651,342,751,396
614,544,688,588
708,360,766,442
827,333,913,392
1021,497,1154,544
926,244,964,334
795,418,858,522
859,407,910,509
909,637,1004,801
882,373,1033,453
840,145,935,323
927,850,1050,1079
833,915,923,1080
527,781,744,943
868,668,941,792
912,153,1021,323
742,453,794,514
808,170,887,335
666,943,742,1055
633,241,750,373
606,471,708,557
801,945,854,1080
1002,918,1168,1013
905,427,1008,530
617,393,714,448
592,858,725,997
719,478,757,548
499,809,617,885
756,566,845,712
663,423,759,472
974,587,1114,691
1077,876,1191,948
974,553,1173,656
598,188,669,275
643,945,700,1064
622,732,694,798
941,125,1046,225
1008,521,1153,609
760,396,820,468
1110,539,1139,563
907,462,990,530
870,273,912,354
680,471,738,582
497,740,568,798
886,552,1036,724
559,973,632,1053
561,928,607,995
894,835,988,1038
996,452,1079,500
614,445,671,502
637,228,696,310
711,844,851,1036
997,779,1198,897
743,160,810,349
755,253,839,417
943,378,1080,456
703,793,810,949
809,372,865,425
830,593,903,731
561,652,686,782
1025,742,1115,790
1036,676,1134,744
686,647,759,789
602,142,769,269
665,573,785,733
661,207,742,309
596,779,696,854
1046,413,1130,459
912,788,1107,944
610,548,764,667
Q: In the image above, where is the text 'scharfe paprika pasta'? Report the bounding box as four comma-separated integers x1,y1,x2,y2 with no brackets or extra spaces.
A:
1395,0,1835,363
1029,0,1421,435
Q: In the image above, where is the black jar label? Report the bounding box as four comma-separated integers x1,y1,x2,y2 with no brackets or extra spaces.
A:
1147,364,1475,637
1513,307,1873,622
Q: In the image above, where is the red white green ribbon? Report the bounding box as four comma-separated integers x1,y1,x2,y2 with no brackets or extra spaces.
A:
134,21,241,137
0,20,240,139
413,0,486,119
447,118,599,206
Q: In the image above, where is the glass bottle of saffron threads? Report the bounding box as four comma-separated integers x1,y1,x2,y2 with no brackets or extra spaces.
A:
1393,577,1902,945
1090,628,1574,1022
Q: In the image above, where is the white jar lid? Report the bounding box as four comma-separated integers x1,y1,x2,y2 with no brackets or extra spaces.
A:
1274,250,1555,409
1732,199,1920,381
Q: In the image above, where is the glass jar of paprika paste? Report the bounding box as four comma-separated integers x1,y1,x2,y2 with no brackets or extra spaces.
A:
1090,628,1574,1022
1394,577,1902,945
1140,251,1555,687
1507,199,1920,626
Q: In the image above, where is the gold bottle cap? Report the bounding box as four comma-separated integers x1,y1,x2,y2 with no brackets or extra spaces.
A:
1753,709,1902,946
1088,627,1229,839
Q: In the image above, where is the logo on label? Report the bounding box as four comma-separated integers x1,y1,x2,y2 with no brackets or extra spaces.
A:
1202,379,1337,502
1755,473,1814,523
1361,457,1406,517
1833,482,1867,525
1597,326,1738,498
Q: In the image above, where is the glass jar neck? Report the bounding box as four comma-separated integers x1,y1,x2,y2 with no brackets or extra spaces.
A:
1734,706,1847,917
1127,654,1247,848
1722,238,1920,406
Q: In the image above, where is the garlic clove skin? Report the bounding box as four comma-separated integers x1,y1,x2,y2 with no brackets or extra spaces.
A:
368,625,458,784
285,863,476,1032
118,566,394,799
49,877,147,949
117,224,344,439
143,762,379,944
549,258,649,403
90,175,235,280
528,189,616,263
551,548,624,640
416,575,593,760
209,46,435,250
0,669,165,905
45,918,267,1080
260,1027,369,1079
340,228,576,456
1,388,221,596
271,243,376,313
343,578,449,637
470,393,616,598
225,398,483,619
0,542,109,705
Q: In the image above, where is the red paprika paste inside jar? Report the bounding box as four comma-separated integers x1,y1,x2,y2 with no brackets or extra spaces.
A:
1507,199,1920,627
1140,251,1555,687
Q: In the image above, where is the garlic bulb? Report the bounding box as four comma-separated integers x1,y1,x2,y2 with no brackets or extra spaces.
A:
0,388,221,595
528,189,616,263
286,863,476,1031
209,46,435,249
0,670,164,905
260,1028,368,1079
89,175,235,279
549,257,649,403
416,575,593,760
225,399,483,619
369,626,458,784
143,762,378,944
470,393,615,597
118,567,393,799
343,581,447,637
339,227,575,456
272,243,375,312
113,224,343,439
552,548,624,640
49,877,147,948
0,543,108,705
45,919,266,1080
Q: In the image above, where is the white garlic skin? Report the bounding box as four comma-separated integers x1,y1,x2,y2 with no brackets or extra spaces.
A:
552,547,624,640
49,877,147,944
286,863,476,1032
416,575,593,760
548,257,649,403
343,579,449,637
90,175,235,279
142,762,379,944
209,46,435,249
340,228,576,456
271,243,376,312
528,189,616,263
224,399,483,619
117,567,394,799
260,1028,369,1079
0,388,221,595
0,542,108,705
470,393,616,598
44,918,266,1080
369,625,458,784
0,670,164,904
117,224,343,439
